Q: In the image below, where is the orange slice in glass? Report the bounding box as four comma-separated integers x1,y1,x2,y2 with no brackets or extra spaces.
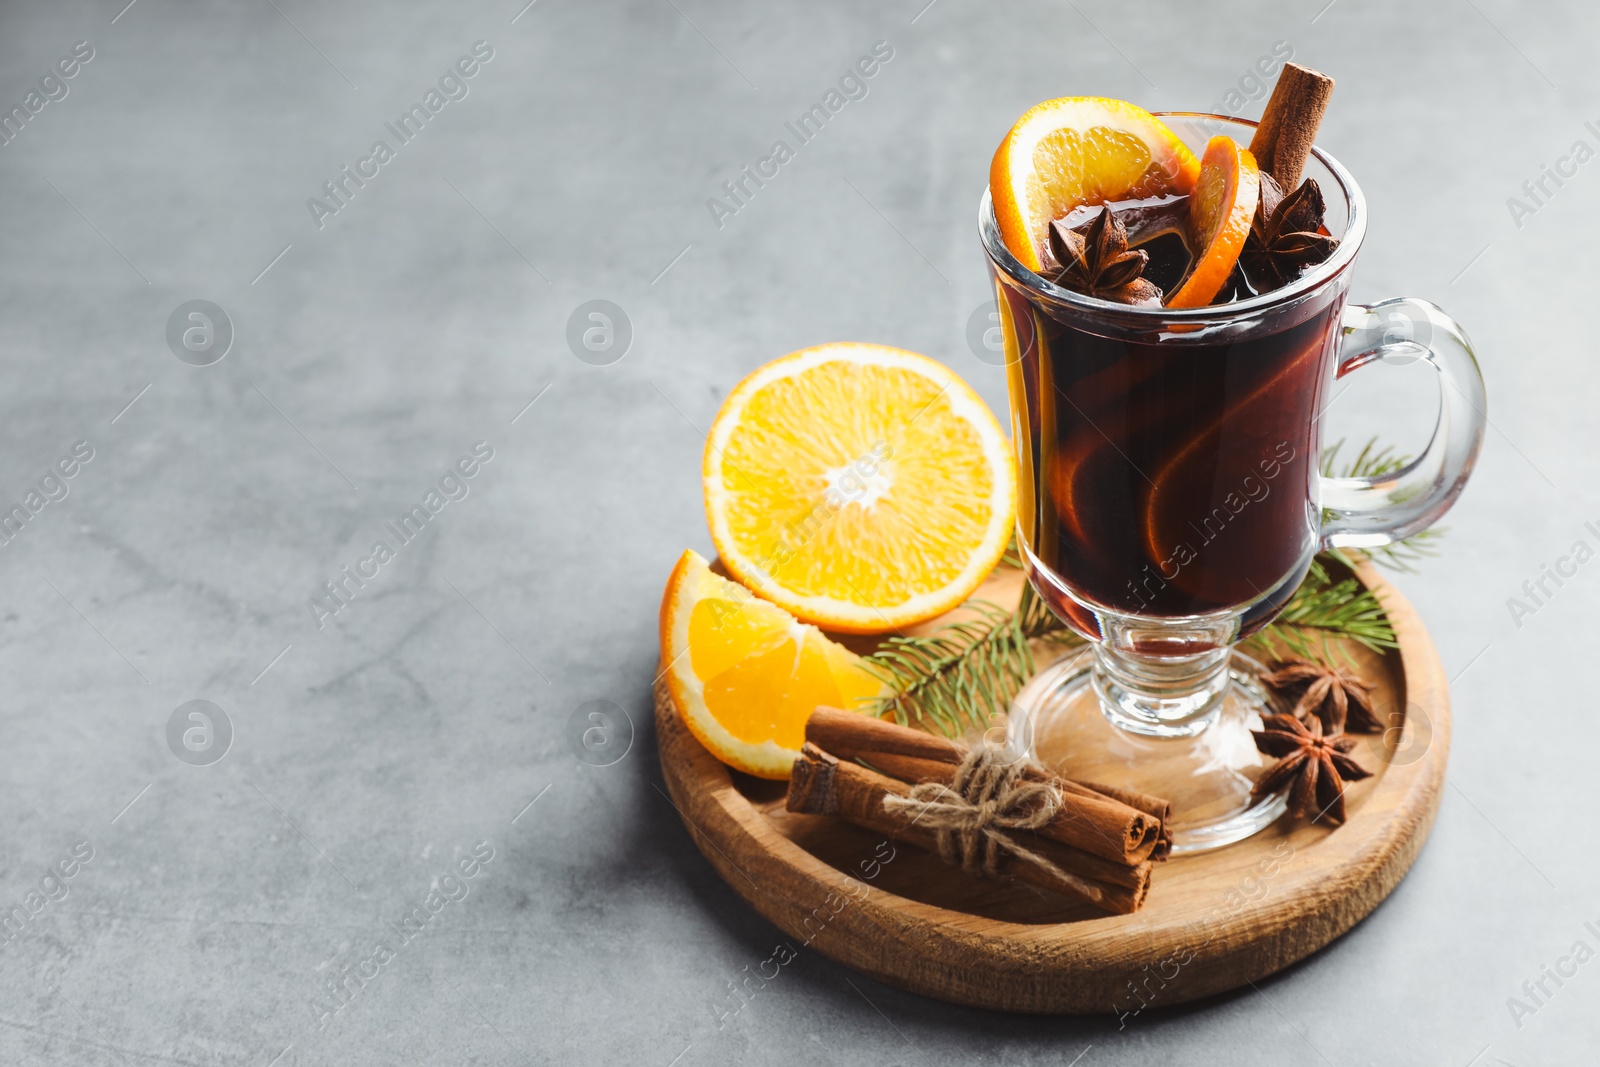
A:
1165,136,1260,308
990,97,1200,272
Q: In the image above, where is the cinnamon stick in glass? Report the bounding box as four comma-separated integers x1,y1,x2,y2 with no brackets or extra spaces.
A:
805,707,1166,865
787,743,1151,914
1248,62,1335,191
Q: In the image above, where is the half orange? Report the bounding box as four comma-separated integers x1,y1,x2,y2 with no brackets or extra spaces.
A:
703,343,1014,634
991,97,1200,272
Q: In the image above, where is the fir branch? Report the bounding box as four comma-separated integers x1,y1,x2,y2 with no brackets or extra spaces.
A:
1248,558,1396,666
1320,437,1407,479
859,581,1078,737
1328,529,1445,575
1319,436,1446,573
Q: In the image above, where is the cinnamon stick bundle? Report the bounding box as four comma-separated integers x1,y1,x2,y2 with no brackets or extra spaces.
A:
806,706,1169,864
788,743,1151,915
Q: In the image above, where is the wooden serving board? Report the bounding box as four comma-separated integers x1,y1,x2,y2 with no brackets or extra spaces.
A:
654,560,1448,1014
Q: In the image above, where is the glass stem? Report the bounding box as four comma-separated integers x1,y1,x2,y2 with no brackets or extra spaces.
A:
1091,618,1236,737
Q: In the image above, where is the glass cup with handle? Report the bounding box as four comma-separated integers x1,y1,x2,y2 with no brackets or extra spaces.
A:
980,113,1486,852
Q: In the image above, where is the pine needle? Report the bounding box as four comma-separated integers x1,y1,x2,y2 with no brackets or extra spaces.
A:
999,532,1025,570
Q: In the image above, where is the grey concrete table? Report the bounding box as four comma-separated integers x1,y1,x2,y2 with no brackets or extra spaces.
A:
0,0,1593,1063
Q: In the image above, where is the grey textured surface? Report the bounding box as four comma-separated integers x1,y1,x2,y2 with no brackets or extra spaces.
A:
0,0,1593,1063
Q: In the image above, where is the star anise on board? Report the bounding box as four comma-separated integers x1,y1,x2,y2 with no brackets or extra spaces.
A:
1261,657,1382,734
1046,207,1162,306
1240,173,1339,290
1251,714,1371,825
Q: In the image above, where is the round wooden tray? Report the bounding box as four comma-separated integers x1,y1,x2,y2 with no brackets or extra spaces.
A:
655,560,1449,1014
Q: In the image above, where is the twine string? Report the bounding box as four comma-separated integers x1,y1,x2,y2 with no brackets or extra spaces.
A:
881,745,1093,895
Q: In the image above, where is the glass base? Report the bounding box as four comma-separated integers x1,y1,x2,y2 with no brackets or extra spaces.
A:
1008,646,1286,855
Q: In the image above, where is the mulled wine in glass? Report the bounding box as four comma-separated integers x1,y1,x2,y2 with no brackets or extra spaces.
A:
981,113,1486,852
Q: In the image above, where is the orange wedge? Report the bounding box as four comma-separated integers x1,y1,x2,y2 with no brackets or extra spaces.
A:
659,550,889,779
991,97,1200,272
1166,136,1260,308
703,343,1015,634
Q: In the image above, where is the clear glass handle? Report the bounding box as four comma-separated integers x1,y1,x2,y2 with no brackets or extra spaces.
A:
1319,298,1487,551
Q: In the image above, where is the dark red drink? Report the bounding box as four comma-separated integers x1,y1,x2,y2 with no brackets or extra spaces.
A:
1000,264,1342,643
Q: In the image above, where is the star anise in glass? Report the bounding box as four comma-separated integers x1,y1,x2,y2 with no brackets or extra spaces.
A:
1250,713,1371,825
1240,174,1339,290
1045,207,1162,306
1261,657,1382,734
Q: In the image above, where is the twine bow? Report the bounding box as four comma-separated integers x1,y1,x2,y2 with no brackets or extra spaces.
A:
881,744,1075,886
